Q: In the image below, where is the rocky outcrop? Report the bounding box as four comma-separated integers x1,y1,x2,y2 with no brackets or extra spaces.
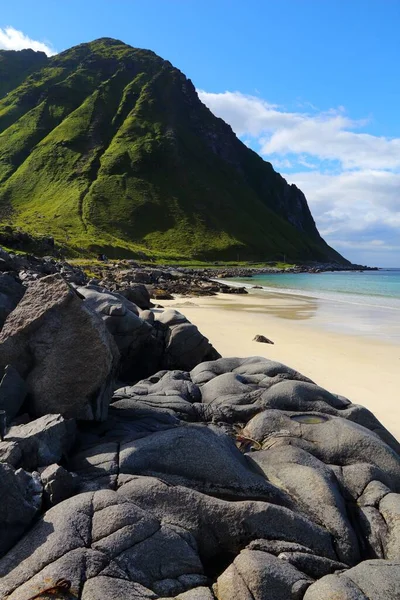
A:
0,247,398,598
76,286,220,381
0,355,398,598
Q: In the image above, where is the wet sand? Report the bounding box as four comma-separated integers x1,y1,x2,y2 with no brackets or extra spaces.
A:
160,292,400,440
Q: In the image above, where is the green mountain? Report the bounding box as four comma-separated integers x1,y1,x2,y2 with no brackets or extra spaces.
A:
0,38,348,262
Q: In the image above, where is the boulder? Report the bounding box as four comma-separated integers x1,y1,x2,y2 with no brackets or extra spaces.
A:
216,550,312,600
304,560,400,600
40,463,78,506
118,284,153,309
120,477,336,561
0,275,119,420
243,410,400,491
76,285,163,380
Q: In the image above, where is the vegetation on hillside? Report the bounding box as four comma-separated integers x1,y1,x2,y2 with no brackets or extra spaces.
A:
0,38,348,263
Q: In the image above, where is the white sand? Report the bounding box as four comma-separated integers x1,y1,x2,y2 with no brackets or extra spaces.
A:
160,292,400,441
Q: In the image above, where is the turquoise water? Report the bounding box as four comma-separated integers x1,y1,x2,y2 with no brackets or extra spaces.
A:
220,269,400,342
226,269,400,309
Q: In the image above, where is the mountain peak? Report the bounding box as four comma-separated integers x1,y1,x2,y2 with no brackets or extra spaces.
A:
0,38,347,263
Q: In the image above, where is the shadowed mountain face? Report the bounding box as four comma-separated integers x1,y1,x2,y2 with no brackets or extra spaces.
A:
0,38,348,262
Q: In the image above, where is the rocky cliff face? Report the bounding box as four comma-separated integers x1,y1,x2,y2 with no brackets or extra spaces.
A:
0,38,348,263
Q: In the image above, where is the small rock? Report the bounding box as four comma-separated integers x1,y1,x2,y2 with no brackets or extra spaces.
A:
40,463,78,506
253,334,274,344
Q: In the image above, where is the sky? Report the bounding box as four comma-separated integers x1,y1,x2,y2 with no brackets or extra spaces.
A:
1,0,399,266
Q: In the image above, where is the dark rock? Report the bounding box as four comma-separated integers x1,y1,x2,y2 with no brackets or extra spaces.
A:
149,287,174,300
0,273,24,330
118,283,153,309
253,334,274,344
156,309,220,371
2,413,76,470
40,463,78,506
0,365,27,421
77,285,163,381
0,463,42,557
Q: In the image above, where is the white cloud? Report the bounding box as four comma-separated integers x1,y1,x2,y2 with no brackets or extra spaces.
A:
0,26,55,56
198,90,400,266
199,90,400,171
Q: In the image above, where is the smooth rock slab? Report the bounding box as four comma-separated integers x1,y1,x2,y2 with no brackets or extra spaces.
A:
118,425,289,503
120,476,336,561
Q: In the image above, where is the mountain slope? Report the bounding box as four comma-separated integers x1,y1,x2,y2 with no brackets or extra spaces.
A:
0,38,348,262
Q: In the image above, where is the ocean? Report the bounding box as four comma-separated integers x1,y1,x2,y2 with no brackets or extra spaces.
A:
220,269,400,343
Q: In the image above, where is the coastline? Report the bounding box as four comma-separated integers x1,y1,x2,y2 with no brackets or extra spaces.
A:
160,291,400,440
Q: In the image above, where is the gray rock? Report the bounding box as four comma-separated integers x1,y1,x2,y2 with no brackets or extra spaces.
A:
118,425,290,503
277,551,348,579
40,463,78,506
303,574,368,599
191,356,312,385
0,463,42,557
156,310,220,371
174,587,215,599
304,560,400,600
0,275,119,420
82,577,157,599
243,410,400,492
379,493,400,559
0,489,204,599
355,505,387,558
3,414,76,470
216,550,312,600
77,285,163,380
121,477,336,561
0,365,27,421
247,445,359,564
118,284,153,310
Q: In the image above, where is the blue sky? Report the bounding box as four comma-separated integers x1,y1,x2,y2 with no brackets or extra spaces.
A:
1,0,399,266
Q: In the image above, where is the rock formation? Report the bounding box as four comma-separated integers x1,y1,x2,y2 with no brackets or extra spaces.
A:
0,247,399,599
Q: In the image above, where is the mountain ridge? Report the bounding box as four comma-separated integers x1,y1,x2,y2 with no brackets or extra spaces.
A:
0,38,348,263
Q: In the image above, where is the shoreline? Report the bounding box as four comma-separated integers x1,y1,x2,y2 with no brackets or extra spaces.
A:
160,291,400,440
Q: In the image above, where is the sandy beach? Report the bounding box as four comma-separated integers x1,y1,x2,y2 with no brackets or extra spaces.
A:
161,291,400,440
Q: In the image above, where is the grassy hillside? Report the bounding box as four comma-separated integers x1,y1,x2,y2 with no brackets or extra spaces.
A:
0,38,348,263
